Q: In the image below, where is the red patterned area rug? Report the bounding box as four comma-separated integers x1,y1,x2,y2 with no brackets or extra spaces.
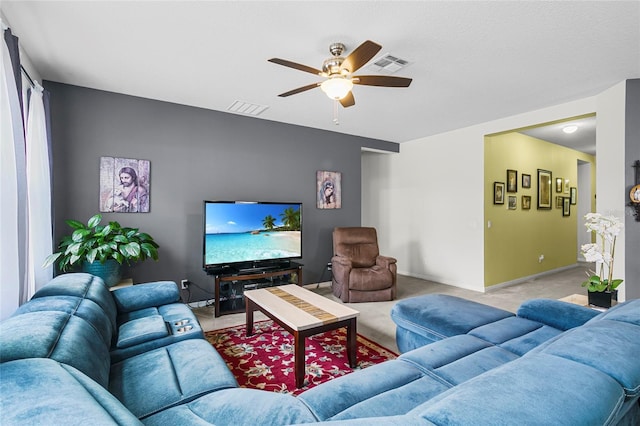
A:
204,320,397,396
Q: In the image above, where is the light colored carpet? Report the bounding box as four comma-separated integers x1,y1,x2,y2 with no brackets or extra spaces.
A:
193,263,590,354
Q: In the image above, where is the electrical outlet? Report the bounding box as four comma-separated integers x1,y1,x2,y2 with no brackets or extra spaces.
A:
180,279,189,290
538,254,544,263
327,262,332,271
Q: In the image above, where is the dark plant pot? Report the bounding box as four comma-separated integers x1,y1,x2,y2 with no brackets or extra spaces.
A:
82,259,122,287
587,290,616,308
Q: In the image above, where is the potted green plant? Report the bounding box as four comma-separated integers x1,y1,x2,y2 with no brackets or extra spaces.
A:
43,214,159,286
580,213,623,308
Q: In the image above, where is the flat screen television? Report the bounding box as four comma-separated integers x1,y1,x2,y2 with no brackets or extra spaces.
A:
203,201,302,272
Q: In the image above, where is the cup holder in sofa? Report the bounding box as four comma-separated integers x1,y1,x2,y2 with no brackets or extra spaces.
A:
176,325,193,333
174,319,190,326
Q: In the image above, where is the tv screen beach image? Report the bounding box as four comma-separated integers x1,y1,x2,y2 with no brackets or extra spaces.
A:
204,203,301,266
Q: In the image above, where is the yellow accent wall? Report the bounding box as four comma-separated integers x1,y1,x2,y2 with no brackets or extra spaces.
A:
484,132,595,288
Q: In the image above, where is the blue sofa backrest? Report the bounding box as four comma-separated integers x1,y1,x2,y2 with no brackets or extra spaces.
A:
30,273,118,332
0,310,112,388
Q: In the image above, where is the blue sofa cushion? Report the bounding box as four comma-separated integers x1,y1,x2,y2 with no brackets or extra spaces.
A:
299,360,438,421
516,298,600,330
109,339,238,419
111,281,180,313
143,388,318,426
412,354,626,426
399,335,520,386
533,320,640,398
391,294,514,351
1,358,142,425
0,311,111,388
111,303,203,363
32,273,118,332
116,315,168,349
12,295,114,346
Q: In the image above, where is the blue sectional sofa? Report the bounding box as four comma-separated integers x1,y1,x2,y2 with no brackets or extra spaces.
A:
2,273,639,425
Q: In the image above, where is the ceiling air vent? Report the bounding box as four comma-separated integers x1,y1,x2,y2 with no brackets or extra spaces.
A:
367,54,410,74
227,100,269,116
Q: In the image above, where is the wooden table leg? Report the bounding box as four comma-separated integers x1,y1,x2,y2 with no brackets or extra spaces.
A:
246,298,255,337
294,331,305,388
346,318,357,368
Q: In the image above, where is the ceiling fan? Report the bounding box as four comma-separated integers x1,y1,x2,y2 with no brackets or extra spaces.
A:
268,40,412,108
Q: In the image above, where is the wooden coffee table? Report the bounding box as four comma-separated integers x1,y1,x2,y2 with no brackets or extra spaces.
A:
244,284,360,388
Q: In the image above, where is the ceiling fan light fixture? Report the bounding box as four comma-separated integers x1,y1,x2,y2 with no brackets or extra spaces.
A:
320,76,353,100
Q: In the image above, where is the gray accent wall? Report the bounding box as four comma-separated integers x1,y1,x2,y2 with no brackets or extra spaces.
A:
626,79,640,300
46,82,398,302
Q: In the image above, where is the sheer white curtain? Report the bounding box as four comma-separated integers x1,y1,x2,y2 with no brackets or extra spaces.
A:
26,82,53,297
1,22,26,319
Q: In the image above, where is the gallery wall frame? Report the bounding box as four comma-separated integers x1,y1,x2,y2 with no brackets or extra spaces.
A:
508,196,517,210
556,196,564,209
494,182,505,204
507,169,518,193
555,177,563,193
562,197,571,216
522,173,531,188
570,187,577,205
522,195,531,210
537,169,552,209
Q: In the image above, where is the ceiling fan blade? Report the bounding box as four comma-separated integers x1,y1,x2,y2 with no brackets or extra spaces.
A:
339,91,355,108
353,75,412,87
268,58,322,75
278,82,321,97
341,40,382,73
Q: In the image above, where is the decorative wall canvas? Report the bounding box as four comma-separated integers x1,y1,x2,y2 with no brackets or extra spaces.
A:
100,157,150,213
537,169,552,209
317,171,341,209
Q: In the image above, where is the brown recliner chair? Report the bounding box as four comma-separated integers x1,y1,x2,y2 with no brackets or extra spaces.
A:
331,227,397,303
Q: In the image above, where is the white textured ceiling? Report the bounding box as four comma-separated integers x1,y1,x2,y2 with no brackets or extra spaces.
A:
2,1,638,150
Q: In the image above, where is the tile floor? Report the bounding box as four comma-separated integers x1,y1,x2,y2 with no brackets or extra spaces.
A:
192,263,591,353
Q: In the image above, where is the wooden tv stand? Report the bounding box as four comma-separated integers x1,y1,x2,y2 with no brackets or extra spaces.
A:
212,262,303,317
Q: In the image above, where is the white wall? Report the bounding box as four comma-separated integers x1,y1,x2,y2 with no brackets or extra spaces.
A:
595,81,627,301
364,97,600,292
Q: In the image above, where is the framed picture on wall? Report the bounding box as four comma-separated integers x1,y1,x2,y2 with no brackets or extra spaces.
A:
564,179,570,194
570,187,577,204
555,177,563,193
522,173,531,188
537,169,552,209
508,196,517,210
100,157,150,213
507,169,518,193
522,195,531,210
317,170,342,209
494,182,505,204
562,197,571,216
556,196,564,209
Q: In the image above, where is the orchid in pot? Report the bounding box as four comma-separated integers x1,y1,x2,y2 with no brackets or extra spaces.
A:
580,213,623,307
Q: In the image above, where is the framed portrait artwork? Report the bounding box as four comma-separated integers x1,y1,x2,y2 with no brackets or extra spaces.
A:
564,179,570,194
570,187,577,205
494,182,505,204
317,170,342,209
522,173,531,189
522,195,531,210
562,197,571,216
100,157,150,213
508,196,517,210
556,196,564,209
555,177,563,193
506,169,518,193
537,169,552,209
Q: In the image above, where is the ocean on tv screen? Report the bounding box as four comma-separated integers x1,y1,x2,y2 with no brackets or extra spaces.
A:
204,202,301,265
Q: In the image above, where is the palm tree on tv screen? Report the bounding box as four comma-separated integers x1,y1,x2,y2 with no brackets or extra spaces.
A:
280,207,300,231
262,215,276,230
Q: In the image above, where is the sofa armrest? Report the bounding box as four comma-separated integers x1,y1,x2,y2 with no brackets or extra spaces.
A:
516,298,600,331
376,255,397,269
111,281,180,313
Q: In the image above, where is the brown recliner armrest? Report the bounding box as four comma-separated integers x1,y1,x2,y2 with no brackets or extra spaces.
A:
376,255,397,269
